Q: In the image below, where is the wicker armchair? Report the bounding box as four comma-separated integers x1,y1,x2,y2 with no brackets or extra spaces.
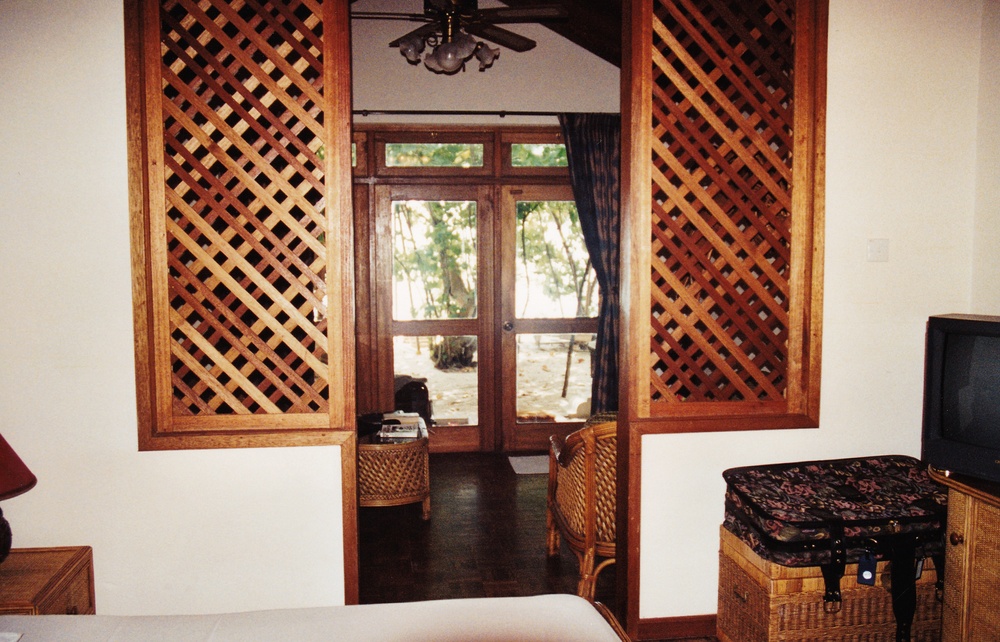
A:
546,413,617,601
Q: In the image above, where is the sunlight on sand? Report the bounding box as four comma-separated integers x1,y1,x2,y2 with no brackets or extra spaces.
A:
393,334,593,425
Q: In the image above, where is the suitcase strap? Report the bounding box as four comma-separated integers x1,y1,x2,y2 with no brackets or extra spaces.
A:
889,540,917,642
818,525,918,642
819,523,847,612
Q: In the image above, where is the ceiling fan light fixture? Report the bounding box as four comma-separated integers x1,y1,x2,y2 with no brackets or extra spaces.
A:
453,30,478,59
365,0,561,76
474,42,500,71
425,41,466,74
399,34,425,64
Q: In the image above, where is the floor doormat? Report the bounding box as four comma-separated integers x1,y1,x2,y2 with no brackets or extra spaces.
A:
508,455,549,475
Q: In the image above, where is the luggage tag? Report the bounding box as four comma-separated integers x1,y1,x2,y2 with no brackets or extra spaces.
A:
857,549,877,586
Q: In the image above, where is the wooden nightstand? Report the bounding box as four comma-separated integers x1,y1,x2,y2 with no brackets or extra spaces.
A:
0,547,95,615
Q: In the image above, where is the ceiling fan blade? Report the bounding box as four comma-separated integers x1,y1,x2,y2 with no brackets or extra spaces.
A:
465,24,536,52
425,0,477,14
474,6,568,24
351,12,427,21
388,22,440,48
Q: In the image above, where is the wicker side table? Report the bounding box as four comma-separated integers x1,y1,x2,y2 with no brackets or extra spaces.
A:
358,427,430,520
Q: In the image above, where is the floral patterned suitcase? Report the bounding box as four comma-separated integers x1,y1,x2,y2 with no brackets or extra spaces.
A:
722,455,948,642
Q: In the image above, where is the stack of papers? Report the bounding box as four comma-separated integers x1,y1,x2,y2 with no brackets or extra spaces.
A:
377,411,424,440
377,425,420,440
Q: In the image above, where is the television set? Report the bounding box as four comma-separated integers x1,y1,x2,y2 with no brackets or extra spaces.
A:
922,314,1000,485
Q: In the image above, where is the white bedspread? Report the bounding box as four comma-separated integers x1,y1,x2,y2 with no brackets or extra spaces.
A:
0,594,625,641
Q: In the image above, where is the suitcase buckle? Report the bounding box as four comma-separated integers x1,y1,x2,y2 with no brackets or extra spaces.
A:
823,599,843,614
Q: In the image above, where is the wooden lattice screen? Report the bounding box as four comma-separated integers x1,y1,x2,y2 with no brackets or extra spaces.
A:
626,0,825,428
126,0,355,448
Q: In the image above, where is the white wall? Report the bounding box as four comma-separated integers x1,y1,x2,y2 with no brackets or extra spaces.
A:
0,0,344,615
639,0,990,618
973,0,1000,309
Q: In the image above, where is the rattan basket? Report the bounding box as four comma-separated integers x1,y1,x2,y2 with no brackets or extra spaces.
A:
357,436,430,519
717,526,942,642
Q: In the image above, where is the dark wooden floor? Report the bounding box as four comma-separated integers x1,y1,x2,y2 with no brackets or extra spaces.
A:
358,452,613,603
358,452,716,641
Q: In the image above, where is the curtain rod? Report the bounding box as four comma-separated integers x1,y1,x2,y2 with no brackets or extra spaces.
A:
352,109,561,118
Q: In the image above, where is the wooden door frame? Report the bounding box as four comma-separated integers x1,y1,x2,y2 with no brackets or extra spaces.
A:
351,124,578,454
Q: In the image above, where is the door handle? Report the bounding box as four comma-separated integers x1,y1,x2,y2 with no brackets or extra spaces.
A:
502,322,514,332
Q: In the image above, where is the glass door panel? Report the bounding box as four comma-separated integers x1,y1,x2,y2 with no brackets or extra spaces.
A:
393,335,479,427
515,200,597,319
392,199,477,321
516,333,593,422
500,186,598,451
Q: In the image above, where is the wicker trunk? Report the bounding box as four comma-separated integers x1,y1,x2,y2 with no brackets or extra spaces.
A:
717,527,942,642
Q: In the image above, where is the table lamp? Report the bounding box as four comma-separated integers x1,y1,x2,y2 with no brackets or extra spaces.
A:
0,433,37,563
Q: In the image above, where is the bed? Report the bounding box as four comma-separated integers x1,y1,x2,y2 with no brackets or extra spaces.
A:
0,594,629,641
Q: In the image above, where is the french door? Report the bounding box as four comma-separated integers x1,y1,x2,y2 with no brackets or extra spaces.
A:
499,185,598,451
373,182,597,453
375,183,494,451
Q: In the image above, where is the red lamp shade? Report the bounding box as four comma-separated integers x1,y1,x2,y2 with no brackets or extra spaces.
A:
0,434,36,563
0,434,36,501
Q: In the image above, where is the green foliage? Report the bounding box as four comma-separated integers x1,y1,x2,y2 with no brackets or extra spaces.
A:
392,196,596,327
516,201,597,318
510,143,568,167
393,200,478,320
385,143,484,168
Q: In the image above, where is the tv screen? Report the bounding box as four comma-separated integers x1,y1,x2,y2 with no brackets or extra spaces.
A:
941,333,1000,450
923,314,1000,485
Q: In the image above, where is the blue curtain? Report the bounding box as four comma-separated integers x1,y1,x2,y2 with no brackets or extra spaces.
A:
559,113,621,414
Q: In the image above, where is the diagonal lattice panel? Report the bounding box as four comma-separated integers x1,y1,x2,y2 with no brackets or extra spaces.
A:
158,0,329,415
650,0,794,403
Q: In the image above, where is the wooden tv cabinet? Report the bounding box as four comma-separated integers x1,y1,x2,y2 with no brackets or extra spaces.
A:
929,468,1000,642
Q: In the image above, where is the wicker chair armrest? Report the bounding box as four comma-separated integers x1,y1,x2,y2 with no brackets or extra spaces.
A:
553,429,589,468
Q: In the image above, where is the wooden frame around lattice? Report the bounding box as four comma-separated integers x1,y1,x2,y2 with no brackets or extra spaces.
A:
125,0,356,449
622,0,827,430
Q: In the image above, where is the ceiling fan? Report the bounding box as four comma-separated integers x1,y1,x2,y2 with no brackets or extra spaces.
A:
352,0,568,75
